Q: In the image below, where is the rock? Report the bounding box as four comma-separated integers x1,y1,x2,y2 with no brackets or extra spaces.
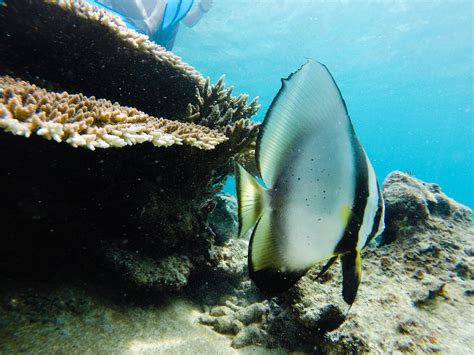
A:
209,305,234,317
381,171,472,244
104,244,192,291
201,171,474,353
231,326,269,348
234,303,267,325
212,317,244,336
284,172,474,353
199,314,243,335
210,239,248,279
208,193,238,245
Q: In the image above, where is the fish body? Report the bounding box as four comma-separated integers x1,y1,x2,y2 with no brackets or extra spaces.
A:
236,59,385,305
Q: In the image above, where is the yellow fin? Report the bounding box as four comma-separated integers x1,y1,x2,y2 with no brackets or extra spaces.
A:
235,163,267,238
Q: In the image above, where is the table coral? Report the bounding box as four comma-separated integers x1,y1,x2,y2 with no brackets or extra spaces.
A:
0,0,259,164
0,0,259,292
0,76,226,150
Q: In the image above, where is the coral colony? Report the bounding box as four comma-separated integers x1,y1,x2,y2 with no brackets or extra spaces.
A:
0,0,258,291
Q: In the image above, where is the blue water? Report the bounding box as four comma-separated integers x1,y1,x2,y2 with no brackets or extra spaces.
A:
174,0,473,208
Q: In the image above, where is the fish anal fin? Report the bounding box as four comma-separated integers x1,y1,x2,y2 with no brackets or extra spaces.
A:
250,268,304,295
249,213,304,293
235,163,267,238
340,249,362,305
249,212,278,271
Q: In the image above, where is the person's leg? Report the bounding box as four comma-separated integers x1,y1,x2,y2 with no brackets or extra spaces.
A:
110,0,147,21
143,0,167,35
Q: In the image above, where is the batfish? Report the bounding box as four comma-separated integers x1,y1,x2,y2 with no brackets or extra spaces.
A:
235,59,385,305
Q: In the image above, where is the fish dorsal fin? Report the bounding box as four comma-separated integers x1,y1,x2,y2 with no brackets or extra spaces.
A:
257,59,352,187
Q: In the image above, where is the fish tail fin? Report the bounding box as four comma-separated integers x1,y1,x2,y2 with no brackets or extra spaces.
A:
341,249,362,305
235,163,268,238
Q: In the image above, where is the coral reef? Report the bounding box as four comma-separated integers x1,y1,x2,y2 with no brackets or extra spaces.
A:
2,1,470,353
181,76,261,174
185,76,260,167
199,171,474,353
0,0,202,119
0,0,259,292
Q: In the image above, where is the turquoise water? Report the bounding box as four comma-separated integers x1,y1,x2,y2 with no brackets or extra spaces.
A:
175,0,473,208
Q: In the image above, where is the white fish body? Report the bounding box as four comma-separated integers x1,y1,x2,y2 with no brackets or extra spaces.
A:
236,59,385,305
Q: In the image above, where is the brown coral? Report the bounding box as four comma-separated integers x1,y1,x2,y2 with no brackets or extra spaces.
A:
0,76,226,150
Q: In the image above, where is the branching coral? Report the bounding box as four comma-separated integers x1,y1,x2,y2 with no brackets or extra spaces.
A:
184,76,261,171
185,76,259,130
0,76,226,150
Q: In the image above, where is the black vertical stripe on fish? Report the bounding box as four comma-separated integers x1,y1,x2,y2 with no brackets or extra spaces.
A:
364,182,384,247
335,135,370,254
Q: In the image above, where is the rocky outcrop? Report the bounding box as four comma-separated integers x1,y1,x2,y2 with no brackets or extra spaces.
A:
380,171,470,244
208,193,239,245
200,171,474,353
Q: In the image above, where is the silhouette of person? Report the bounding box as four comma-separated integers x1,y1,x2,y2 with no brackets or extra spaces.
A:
90,0,213,50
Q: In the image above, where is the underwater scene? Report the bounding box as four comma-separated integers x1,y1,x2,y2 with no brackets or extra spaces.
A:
0,0,472,353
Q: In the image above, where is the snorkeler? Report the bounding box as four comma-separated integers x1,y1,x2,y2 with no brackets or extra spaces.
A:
89,0,213,50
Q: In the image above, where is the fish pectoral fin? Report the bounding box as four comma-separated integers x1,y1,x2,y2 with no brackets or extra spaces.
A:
316,255,338,280
235,163,267,238
340,249,362,305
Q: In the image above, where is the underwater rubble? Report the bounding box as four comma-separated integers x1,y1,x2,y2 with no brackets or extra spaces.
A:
199,171,473,353
0,0,259,292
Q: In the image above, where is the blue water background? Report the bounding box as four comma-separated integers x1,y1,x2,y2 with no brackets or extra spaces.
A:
174,0,473,208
